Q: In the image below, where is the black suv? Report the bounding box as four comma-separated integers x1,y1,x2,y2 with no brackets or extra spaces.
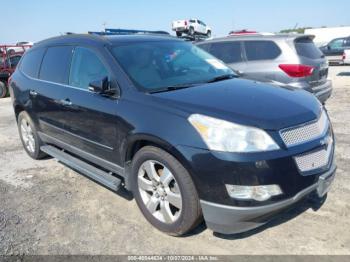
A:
9,34,336,236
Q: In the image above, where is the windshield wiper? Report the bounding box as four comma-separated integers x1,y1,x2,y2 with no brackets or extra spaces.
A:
149,83,199,94
206,74,237,83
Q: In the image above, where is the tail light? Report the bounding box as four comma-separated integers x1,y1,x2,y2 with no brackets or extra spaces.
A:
279,64,314,78
343,52,346,60
185,20,188,26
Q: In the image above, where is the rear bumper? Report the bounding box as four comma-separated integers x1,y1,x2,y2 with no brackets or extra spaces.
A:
311,79,332,104
201,163,336,235
327,56,344,65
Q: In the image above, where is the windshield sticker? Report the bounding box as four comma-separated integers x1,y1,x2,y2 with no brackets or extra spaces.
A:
205,59,229,70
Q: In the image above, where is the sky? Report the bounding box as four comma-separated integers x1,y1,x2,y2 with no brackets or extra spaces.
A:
2,0,350,43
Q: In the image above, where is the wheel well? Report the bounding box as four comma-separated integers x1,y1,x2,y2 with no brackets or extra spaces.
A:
14,105,24,121
124,138,198,192
126,140,164,163
125,139,192,173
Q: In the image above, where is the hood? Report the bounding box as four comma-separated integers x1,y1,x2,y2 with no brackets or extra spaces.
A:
152,79,321,130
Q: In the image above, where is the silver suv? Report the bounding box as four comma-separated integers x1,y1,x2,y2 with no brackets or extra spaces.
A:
196,34,332,104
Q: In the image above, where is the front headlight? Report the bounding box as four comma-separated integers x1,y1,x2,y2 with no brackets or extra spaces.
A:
188,114,279,153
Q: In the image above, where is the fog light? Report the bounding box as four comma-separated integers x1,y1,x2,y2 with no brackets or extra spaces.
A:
225,184,283,201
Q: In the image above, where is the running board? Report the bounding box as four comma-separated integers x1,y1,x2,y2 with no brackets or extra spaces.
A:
41,145,122,191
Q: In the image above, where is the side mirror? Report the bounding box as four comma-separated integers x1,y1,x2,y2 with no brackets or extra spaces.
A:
327,45,331,50
88,77,109,94
88,77,121,98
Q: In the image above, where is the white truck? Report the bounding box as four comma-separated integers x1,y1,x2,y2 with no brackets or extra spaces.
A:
172,19,211,38
343,49,350,65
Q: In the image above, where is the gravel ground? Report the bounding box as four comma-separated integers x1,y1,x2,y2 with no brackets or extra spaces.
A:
0,66,350,255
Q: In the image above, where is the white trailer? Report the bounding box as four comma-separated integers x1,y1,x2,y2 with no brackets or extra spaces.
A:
305,26,350,47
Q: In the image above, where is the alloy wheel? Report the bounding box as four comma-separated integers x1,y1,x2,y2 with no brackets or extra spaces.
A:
138,160,182,224
20,119,35,153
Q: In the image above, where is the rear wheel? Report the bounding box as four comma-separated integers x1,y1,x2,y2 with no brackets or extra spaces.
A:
17,111,47,159
188,27,194,36
0,81,7,98
176,31,182,37
131,146,202,236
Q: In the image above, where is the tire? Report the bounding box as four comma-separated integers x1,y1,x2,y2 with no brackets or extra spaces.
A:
17,111,47,159
131,146,202,236
206,30,211,38
188,27,194,36
176,31,182,37
0,81,7,98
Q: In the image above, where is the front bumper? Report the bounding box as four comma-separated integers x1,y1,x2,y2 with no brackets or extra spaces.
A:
201,163,336,234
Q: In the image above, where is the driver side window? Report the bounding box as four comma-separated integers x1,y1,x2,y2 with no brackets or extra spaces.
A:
69,47,108,90
329,39,344,50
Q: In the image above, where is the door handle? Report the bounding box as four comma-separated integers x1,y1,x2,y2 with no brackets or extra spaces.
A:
29,90,38,97
60,99,72,106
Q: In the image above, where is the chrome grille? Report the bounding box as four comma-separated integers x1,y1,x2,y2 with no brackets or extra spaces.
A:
294,136,333,173
280,110,328,147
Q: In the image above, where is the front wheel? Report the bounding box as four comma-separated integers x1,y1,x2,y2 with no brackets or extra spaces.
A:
131,146,202,236
206,30,211,38
0,81,7,98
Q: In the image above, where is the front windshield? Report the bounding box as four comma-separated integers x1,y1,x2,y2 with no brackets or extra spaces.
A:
111,40,234,92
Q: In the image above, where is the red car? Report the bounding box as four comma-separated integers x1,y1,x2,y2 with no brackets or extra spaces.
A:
0,45,31,98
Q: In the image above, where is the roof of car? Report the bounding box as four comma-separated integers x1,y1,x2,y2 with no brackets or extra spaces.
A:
34,34,181,48
196,34,315,44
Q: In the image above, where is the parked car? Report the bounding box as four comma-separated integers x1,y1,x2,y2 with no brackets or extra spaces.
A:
196,34,332,104
9,34,336,236
0,45,29,98
319,36,350,65
343,49,350,65
172,19,211,38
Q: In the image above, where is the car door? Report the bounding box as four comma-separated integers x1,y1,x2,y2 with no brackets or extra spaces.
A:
192,20,200,33
325,38,345,61
198,20,205,34
33,45,74,140
60,46,121,165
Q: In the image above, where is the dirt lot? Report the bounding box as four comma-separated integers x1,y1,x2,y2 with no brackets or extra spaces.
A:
0,66,350,255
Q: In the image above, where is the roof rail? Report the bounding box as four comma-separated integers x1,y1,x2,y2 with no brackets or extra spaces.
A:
89,28,170,36
177,34,210,42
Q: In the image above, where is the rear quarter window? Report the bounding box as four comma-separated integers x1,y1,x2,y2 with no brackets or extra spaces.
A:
20,48,45,78
244,40,281,61
208,41,243,64
39,46,73,84
295,38,323,59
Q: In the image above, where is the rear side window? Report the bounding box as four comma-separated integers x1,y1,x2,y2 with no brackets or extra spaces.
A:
244,41,281,61
208,41,243,64
295,38,323,59
69,47,108,90
20,48,45,78
39,46,73,84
